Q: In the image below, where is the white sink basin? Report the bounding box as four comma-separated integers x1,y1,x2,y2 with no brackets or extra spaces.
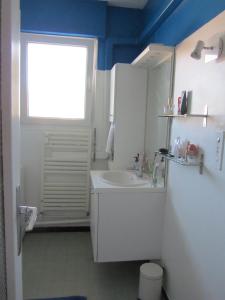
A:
100,171,149,187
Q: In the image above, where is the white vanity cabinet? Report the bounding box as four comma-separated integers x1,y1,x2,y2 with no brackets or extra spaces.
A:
90,189,165,263
90,191,98,260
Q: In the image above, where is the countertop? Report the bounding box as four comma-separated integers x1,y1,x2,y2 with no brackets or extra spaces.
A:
90,170,166,193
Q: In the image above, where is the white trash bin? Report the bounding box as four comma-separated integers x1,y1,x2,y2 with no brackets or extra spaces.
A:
138,263,163,300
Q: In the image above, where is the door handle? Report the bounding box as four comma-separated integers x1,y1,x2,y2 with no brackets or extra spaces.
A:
16,186,37,255
17,205,27,256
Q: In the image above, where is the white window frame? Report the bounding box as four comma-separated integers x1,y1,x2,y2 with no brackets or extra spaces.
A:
21,33,96,125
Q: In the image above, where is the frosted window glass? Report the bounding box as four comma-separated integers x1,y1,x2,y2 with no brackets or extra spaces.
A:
27,43,87,119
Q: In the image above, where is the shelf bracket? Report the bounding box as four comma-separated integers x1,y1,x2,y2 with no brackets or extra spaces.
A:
203,105,208,127
199,153,204,175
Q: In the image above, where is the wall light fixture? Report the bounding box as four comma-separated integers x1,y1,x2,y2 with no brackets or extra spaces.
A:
191,38,223,62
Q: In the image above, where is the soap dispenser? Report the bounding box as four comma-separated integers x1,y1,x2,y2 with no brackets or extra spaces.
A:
133,153,139,170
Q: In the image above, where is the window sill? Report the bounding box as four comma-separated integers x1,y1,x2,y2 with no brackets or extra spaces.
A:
21,116,91,127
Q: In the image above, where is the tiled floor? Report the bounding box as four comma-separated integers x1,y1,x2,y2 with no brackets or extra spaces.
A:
22,231,166,300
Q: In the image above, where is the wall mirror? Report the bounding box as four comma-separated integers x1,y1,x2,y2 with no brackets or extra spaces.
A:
133,44,175,162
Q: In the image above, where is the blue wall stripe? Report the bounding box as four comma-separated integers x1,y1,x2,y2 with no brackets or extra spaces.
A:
140,0,183,46
20,0,142,70
20,0,107,38
20,0,225,70
144,0,225,47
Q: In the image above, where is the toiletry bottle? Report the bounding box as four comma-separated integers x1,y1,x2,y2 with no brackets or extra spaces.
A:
147,159,154,176
187,91,192,114
180,139,189,160
181,91,187,115
139,153,146,172
178,97,182,114
173,137,181,158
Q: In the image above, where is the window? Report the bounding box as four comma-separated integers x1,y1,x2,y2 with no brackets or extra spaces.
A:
27,43,87,119
21,34,95,123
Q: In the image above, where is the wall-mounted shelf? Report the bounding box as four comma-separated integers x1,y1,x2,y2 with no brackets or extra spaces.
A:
158,105,208,127
158,114,207,118
132,44,174,69
159,153,204,175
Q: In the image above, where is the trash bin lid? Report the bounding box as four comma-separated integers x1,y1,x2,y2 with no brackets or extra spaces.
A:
140,263,163,280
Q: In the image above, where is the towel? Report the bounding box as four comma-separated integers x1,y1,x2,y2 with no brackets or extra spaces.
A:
106,122,114,155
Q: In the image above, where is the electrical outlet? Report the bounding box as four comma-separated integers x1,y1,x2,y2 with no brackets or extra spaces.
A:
216,131,225,171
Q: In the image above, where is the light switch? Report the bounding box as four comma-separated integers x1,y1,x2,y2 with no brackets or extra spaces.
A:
216,131,225,170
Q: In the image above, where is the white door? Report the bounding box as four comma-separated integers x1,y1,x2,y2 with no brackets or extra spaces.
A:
1,0,23,299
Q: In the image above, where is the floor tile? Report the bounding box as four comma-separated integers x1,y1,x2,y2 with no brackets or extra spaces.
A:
23,231,164,300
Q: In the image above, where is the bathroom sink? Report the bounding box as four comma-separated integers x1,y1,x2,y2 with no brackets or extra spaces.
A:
100,171,149,187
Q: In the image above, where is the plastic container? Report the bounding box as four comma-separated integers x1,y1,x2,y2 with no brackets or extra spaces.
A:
138,263,163,300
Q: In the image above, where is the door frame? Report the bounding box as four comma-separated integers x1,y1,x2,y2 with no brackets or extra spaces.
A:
1,0,23,299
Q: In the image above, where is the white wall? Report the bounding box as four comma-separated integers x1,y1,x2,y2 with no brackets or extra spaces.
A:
162,11,225,300
21,70,110,223
145,61,171,160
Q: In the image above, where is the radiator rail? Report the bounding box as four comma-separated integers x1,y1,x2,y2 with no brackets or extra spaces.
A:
40,130,91,216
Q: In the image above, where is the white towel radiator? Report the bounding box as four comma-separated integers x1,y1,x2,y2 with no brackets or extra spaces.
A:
40,130,91,218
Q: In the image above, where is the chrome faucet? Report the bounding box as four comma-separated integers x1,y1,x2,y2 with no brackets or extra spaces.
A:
136,161,143,177
152,162,159,185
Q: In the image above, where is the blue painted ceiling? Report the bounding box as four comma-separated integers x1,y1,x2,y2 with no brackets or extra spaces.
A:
20,0,225,70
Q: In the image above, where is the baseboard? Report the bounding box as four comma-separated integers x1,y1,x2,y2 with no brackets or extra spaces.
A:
31,226,90,233
35,217,90,228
